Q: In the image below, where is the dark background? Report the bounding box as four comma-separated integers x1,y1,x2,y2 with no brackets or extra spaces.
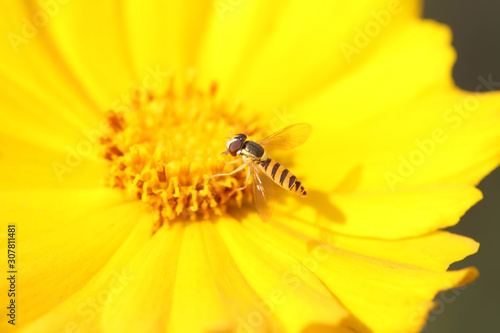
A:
422,1,500,332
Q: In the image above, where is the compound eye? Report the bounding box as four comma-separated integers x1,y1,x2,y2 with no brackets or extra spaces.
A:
228,140,243,156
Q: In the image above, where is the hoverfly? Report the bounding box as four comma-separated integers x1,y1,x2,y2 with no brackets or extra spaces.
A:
212,123,312,221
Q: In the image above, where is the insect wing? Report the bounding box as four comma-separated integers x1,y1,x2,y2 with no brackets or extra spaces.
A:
250,163,275,222
258,123,312,150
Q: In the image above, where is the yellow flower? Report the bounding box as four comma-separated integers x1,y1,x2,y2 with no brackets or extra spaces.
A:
1,1,499,333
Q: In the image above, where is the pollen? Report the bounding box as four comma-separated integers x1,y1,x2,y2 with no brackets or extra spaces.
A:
99,73,257,230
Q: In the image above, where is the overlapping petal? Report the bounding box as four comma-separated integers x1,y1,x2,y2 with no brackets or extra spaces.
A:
240,216,478,332
290,20,500,192
20,214,153,333
198,0,421,109
0,188,142,331
275,184,482,239
123,0,212,79
0,2,102,119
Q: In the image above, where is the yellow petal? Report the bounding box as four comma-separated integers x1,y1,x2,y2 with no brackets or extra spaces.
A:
101,223,183,332
0,133,107,190
289,21,453,190
20,214,153,333
291,21,500,192
279,184,481,239
273,217,479,271
167,221,265,333
46,2,137,110
244,216,478,332
0,3,103,114
323,230,479,272
199,0,420,109
299,88,500,192
0,188,141,329
292,20,453,133
197,0,285,98
102,221,247,333
0,5,117,190
124,0,211,78
0,74,100,150
0,48,102,157
101,218,353,333
399,92,500,187
216,218,358,333
316,246,477,332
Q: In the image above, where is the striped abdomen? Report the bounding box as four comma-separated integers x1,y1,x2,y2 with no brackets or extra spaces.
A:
258,158,307,196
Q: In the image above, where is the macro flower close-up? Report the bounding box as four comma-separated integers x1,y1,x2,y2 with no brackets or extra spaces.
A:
1,1,500,332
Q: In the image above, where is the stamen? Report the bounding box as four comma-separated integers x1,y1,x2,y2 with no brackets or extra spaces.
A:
99,74,258,231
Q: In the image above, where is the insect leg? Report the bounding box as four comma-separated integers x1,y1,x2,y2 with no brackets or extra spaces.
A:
222,159,241,165
236,166,251,191
209,163,247,179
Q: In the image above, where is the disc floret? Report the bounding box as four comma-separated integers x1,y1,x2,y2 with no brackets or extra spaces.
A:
100,76,257,229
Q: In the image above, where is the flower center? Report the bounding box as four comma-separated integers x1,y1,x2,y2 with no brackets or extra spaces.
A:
99,74,257,230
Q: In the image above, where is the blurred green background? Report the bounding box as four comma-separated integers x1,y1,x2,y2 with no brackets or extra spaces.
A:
423,1,500,332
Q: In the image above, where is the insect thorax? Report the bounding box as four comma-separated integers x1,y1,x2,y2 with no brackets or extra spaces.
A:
241,141,266,161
